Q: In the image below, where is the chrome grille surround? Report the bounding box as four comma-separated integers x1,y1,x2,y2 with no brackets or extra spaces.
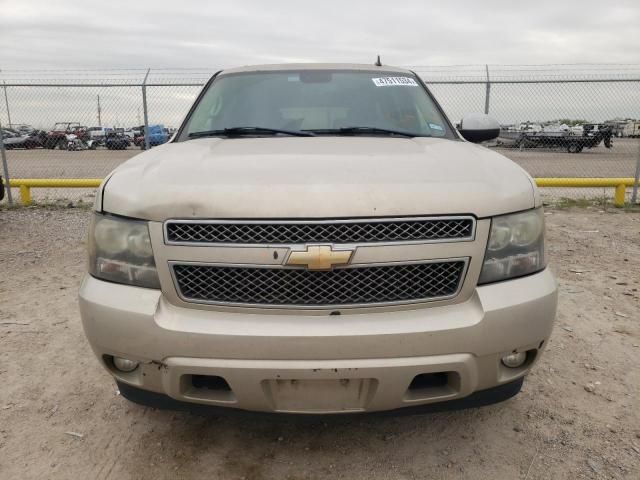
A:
164,216,476,246
170,258,469,309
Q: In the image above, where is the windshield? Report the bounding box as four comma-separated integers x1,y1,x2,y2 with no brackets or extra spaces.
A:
179,70,454,140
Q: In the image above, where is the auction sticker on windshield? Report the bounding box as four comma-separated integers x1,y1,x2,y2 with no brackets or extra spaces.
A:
372,77,418,87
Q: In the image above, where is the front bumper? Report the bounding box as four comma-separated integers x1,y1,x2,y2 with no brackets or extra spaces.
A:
79,269,557,414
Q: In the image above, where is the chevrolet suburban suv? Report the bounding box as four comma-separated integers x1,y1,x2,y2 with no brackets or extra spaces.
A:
79,64,557,414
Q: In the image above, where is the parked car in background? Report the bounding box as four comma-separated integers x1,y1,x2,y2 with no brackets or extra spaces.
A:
65,134,89,151
498,123,612,153
2,130,46,149
13,124,36,135
45,123,90,149
88,127,113,141
80,63,557,415
1,129,17,140
104,131,131,150
133,124,169,149
623,121,640,138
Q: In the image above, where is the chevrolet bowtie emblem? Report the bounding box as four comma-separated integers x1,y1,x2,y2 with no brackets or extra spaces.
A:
286,245,354,271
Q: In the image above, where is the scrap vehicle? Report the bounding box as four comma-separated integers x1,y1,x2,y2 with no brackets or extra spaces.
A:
133,124,169,149
498,124,613,153
44,122,90,150
12,124,36,135
88,126,114,143
623,121,640,138
68,134,100,151
2,129,47,149
105,131,131,150
123,129,136,140
80,63,557,415
1,129,18,141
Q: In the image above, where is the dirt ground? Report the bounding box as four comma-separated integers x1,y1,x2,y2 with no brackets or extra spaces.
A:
0,206,639,479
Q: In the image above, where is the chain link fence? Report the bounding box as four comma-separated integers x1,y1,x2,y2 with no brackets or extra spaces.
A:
1,65,639,204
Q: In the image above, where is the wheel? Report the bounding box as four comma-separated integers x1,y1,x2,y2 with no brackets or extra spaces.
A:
567,142,580,153
58,139,67,150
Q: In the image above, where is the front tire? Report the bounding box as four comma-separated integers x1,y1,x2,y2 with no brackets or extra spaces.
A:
567,142,581,153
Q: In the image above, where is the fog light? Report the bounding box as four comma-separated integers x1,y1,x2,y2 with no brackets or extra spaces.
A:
113,356,139,372
501,352,527,368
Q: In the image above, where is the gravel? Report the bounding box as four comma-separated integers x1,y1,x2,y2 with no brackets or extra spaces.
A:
0,205,638,479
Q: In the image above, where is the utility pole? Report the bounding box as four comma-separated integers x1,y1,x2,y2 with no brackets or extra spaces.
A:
97,94,102,127
484,64,491,115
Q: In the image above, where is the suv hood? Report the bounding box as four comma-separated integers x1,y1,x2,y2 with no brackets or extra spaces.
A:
101,137,538,220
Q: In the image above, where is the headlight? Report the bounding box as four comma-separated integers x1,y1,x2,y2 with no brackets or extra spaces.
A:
88,213,160,289
479,208,546,284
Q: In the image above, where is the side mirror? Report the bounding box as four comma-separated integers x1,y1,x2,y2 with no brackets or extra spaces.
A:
458,113,500,143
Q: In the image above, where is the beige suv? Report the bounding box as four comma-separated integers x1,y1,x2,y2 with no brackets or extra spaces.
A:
79,64,557,414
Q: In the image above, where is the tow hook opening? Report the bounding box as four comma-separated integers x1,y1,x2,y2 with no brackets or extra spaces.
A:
409,372,449,390
405,371,460,401
181,374,236,403
191,374,231,391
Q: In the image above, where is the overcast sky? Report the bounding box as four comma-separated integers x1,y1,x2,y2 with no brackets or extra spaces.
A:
1,0,639,69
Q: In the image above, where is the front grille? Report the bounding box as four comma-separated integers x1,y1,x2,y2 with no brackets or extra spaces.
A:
165,217,474,245
172,261,466,307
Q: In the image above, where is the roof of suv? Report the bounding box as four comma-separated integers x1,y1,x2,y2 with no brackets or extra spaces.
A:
219,63,414,75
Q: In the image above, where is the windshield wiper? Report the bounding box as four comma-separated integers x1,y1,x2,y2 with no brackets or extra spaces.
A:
188,126,315,138
306,127,422,138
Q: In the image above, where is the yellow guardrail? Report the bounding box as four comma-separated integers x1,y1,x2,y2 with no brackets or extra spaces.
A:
2,177,638,207
7,178,102,205
535,178,636,207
